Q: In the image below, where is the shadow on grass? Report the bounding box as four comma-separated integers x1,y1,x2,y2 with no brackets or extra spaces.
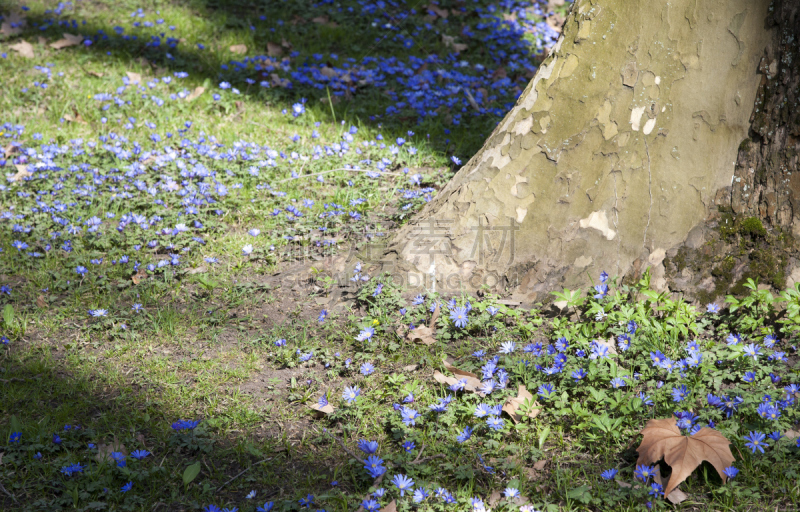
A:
0,337,367,510
0,0,549,157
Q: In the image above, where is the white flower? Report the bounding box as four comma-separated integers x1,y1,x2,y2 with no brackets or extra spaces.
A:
242,244,253,255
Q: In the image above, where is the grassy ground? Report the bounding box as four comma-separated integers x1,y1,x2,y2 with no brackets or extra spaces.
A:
0,1,799,511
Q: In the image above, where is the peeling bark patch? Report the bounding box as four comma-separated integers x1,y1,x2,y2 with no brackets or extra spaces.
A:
630,106,646,131
622,61,638,87
561,54,579,77
510,175,529,197
579,210,617,240
643,117,657,135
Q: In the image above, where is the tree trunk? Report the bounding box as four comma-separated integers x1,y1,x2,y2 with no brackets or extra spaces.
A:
380,0,798,303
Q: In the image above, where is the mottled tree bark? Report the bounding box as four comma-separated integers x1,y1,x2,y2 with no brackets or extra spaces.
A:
381,0,792,301
728,2,800,226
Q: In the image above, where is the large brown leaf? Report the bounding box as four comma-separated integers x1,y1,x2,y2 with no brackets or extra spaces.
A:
636,417,734,496
432,361,482,394
502,385,541,423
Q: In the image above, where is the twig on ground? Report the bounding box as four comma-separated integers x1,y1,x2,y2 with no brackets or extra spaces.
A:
409,454,445,465
411,443,426,463
0,480,18,502
323,429,365,464
216,457,274,492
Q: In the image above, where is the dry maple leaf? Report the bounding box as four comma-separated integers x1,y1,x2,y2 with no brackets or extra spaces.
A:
1,12,26,37
11,164,32,183
10,40,34,58
186,86,205,101
3,143,19,158
229,44,247,54
636,417,734,496
131,269,147,285
126,71,142,84
50,33,83,49
309,401,335,416
502,385,541,423
406,325,436,345
433,361,483,394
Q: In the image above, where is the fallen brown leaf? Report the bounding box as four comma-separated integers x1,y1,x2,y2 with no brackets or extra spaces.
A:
186,86,205,101
442,35,467,52
311,16,329,24
533,459,547,471
126,71,142,84
270,73,291,88
653,466,689,504
11,165,32,183
427,4,449,18
636,417,734,497
50,33,83,49
229,44,247,54
131,269,147,285
379,500,396,512
595,337,618,355
429,303,440,329
36,295,47,308
502,385,542,423
433,361,483,394
96,438,127,463
1,12,26,37
3,143,18,158
10,40,34,59
63,113,87,124
309,401,335,416
320,66,337,78
406,325,436,345
266,42,283,57
187,266,207,275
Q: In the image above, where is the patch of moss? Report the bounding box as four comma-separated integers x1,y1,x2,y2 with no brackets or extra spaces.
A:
671,250,687,273
740,217,767,238
738,137,751,152
730,273,755,296
718,212,736,240
749,247,788,289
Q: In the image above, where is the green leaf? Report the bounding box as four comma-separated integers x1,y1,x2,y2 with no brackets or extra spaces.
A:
9,414,21,432
567,484,592,504
183,461,201,486
538,426,550,449
3,304,13,328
